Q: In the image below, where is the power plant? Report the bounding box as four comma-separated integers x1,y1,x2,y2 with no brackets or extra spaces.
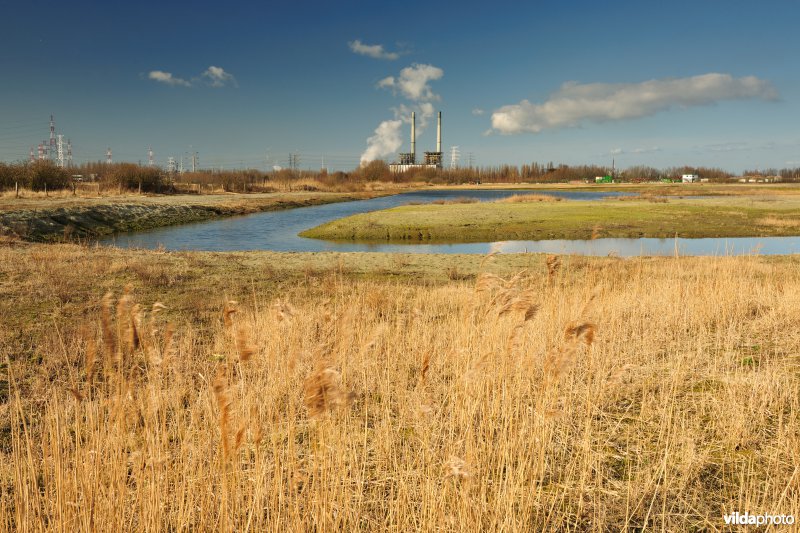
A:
389,111,443,172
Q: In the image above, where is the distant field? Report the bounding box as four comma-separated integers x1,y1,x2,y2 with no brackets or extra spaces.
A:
1,243,799,530
301,194,800,243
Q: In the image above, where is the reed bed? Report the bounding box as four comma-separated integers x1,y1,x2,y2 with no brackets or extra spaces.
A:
616,193,669,203
495,193,563,203
431,196,480,205
2,252,800,530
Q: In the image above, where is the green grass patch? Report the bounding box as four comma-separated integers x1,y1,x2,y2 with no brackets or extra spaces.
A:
301,196,800,243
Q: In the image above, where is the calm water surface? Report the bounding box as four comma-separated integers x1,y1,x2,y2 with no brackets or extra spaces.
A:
100,189,800,256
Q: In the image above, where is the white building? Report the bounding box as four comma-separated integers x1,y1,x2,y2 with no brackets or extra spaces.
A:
682,174,699,183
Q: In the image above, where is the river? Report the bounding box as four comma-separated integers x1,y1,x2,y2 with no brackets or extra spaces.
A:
99,189,800,256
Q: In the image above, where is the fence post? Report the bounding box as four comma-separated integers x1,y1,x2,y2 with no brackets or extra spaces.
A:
44,183,48,197
15,182,19,198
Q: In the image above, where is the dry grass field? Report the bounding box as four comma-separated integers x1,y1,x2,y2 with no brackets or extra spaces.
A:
1,244,799,530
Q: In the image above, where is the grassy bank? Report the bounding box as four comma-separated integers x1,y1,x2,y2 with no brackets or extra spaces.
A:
0,191,391,242
1,243,799,530
431,182,800,196
301,195,800,242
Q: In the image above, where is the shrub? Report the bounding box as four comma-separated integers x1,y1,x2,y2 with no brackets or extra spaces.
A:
0,161,71,191
100,163,165,192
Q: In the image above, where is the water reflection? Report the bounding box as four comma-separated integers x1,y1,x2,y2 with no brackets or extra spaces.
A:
99,189,800,256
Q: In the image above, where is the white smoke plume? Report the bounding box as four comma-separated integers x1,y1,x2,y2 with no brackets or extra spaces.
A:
360,120,403,165
491,73,777,134
361,64,443,165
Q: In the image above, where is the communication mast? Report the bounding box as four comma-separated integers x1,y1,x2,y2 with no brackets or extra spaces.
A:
106,148,113,165
29,147,35,163
148,146,154,167
67,139,72,167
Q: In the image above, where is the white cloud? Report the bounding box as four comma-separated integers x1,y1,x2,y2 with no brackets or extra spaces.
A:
348,39,399,60
378,63,443,101
699,141,765,153
491,73,778,134
472,108,485,116
609,146,662,156
632,146,661,154
148,66,237,88
360,119,403,165
148,70,191,87
202,66,237,87
377,76,395,89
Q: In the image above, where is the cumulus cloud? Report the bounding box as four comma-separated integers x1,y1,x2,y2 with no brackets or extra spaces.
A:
348,39,399,60
202,66,237,87
377,63,443,101
491,73,778,134
148,70,191,87
361,63,444,165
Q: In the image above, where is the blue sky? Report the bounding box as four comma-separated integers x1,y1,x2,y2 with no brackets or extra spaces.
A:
0,0,798,172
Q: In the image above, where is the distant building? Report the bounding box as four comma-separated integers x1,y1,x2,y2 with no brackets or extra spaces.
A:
682,174,700,183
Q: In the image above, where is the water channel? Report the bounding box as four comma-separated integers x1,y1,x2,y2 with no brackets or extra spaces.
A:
100,189,800,256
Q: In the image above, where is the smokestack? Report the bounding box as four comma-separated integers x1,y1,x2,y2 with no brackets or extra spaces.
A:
411,111,416,163
436,111,442,153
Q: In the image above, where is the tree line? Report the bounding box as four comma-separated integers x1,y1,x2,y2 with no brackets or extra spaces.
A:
1,159,799,193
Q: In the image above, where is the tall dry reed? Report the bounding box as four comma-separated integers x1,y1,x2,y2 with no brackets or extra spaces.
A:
3,253,800,530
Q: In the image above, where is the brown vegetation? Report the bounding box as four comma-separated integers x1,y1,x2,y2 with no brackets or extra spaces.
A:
1,244,799,530
496,193,562,203
5,159,800,198
617,193,669,203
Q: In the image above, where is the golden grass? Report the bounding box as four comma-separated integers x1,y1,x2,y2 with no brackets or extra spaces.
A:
496,193,562,203
757,216,800,228
617,193,669,203
2,247,800,530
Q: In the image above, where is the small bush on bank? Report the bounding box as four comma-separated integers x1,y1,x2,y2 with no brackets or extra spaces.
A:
100,163,165,193
0,161,71,191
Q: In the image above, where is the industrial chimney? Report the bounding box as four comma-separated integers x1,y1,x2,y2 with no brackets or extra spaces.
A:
436,111,442,153
411,111,416,163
